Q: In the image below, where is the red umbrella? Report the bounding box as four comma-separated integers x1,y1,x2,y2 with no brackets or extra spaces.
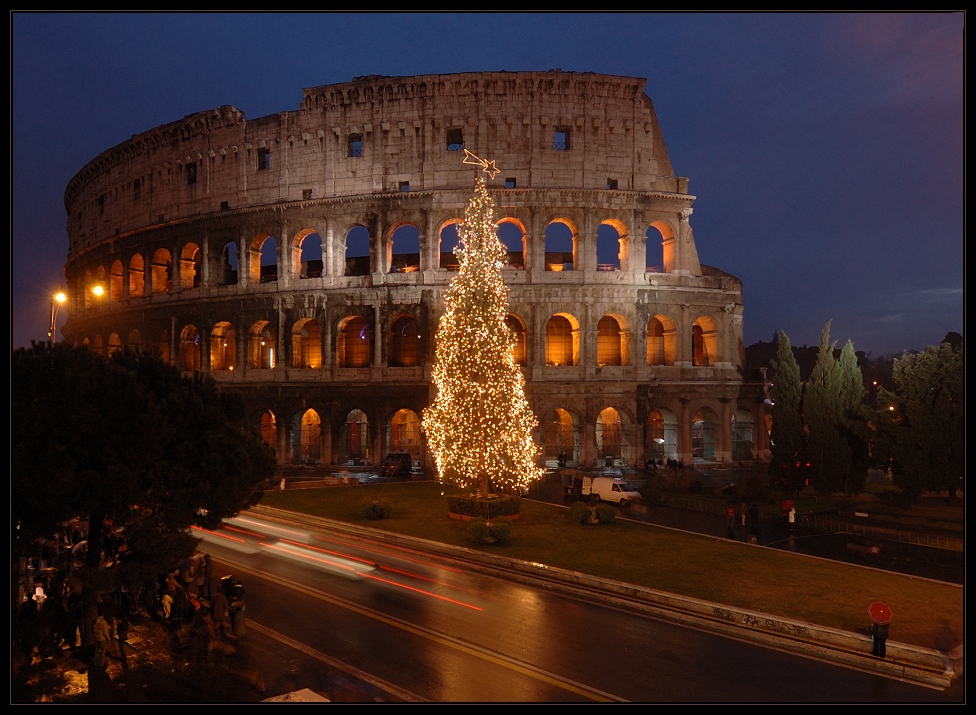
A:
868,601,893,625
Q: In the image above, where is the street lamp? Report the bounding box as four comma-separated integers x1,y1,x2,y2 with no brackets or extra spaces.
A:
48,285,67,345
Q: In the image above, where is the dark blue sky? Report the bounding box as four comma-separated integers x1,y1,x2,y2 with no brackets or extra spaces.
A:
12,12,963,357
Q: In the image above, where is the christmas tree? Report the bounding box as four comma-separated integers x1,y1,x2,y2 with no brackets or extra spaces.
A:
422,163,543,497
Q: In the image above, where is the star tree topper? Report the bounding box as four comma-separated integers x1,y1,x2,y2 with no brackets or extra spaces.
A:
462,149,500,179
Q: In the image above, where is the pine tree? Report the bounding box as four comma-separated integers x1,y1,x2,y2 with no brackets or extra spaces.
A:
837,339,869,495
769,330,805,494
422,176,544,497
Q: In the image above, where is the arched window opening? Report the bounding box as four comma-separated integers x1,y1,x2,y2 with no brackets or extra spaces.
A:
597,407,622,462
545,314,576,366
390,225,421,273
389,316,420,367
151,249,173,293
596,316,622,366
107,333,122,358
645,409,677,463
221,241,238,285
92,335,104,356
178,325,200,372
338,316,371,368
646,224,666,273
345,409,369,462
128,254,145,296
596,223,622,272
298,232,323,279
497,220,525,270
389,408,421,460
505,315,526,366
109,260,124,300
291,318,322,369
261,411,277,452
542,408,577,467
544,221,575,271
439,222,461,271
732,408,755,461
127,329,143,352
345,226,371,276
692,408,718,461
646,316,678,366
693,317,719,367
210,322,237,371
180,243,201,289
297,409,321,464
247,321,276,369
258,236,278,283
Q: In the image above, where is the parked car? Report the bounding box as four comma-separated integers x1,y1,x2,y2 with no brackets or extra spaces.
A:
580,476,643,506
381,452,413,479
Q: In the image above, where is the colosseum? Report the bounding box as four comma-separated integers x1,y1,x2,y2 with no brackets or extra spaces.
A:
61,70,768,473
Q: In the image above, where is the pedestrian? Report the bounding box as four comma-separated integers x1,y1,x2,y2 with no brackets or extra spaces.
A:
788,507,796,533
116,614,130,671
93,609,111,668
726,505,736,537
740,503,747,535
161,591,174,622
209,588,230,639
871,621,889,658
200,554,213,600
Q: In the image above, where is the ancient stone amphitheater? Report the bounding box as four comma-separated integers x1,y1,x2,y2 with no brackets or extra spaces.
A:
61,70,768,471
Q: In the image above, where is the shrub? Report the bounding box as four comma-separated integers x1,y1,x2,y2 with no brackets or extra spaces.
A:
468,518,512,545
446,494,521,519
569,501,592,524
358,497,393,520
594,503,616,524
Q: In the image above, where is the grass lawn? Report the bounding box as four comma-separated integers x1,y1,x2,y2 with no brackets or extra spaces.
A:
258,482,962,652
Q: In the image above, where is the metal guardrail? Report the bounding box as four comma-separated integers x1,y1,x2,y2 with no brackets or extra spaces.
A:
800,516,963,552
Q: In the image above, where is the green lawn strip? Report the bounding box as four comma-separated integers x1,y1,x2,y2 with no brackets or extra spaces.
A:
258,483,962,650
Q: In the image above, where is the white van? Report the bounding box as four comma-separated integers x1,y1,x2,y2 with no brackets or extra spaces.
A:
580,476,642,506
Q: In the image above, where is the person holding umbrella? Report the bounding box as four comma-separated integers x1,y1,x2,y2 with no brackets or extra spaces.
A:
868,602,893,658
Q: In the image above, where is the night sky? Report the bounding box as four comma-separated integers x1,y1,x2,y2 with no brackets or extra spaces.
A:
12,12,963,357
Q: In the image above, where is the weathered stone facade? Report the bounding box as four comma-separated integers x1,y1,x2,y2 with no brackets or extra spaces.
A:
61,71,768,470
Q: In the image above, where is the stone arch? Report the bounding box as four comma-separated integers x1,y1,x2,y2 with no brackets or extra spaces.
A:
344,225,371,276
545,312,580,366
150,248,173,293
127,328,143,352
292,229,323,279
388,408,422,460
505,314,527,366
693,315,720,367
646,314,678,366
261,410,278,454
542,407,579,466
645,408,678,462
596,406,624,463
343,408,369,462
180,242,202,289
291,317,323,369
388,314,420,367
178,324,201,372
438,220,463,271
91,334,103,356
596,218,628,271
210,321,237,371
692,406,719,462
389,223,421,273
220,240,239,285
544,218,578,271
107,332,122,358
337,314,371,368
128,254,145,296
649,219,677,274
496,218,525,270
109,259,124,300
294,408,321,464
251,233,278,284
732,408,755,461
596,313,631,366
247,320,276,369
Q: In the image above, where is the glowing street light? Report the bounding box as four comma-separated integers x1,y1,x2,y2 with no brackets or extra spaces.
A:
48,285,67,345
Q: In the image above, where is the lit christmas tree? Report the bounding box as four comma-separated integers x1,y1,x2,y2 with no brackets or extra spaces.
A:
422,158,544,497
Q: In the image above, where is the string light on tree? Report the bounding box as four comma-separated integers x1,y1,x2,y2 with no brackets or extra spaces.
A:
422,156,543,497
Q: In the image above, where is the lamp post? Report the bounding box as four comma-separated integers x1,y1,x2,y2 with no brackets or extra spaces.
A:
48,285,67,345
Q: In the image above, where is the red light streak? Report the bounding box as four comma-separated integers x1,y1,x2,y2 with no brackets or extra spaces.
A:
363,572,483,611
190,526,247,544
278,538,376,567
261,542,362,574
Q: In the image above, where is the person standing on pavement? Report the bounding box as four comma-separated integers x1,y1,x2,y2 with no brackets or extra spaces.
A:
116,614,130,671
209,587,230,640
726,505,736,538
788,507,796,533
871,621,889,658
93,609,111,668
